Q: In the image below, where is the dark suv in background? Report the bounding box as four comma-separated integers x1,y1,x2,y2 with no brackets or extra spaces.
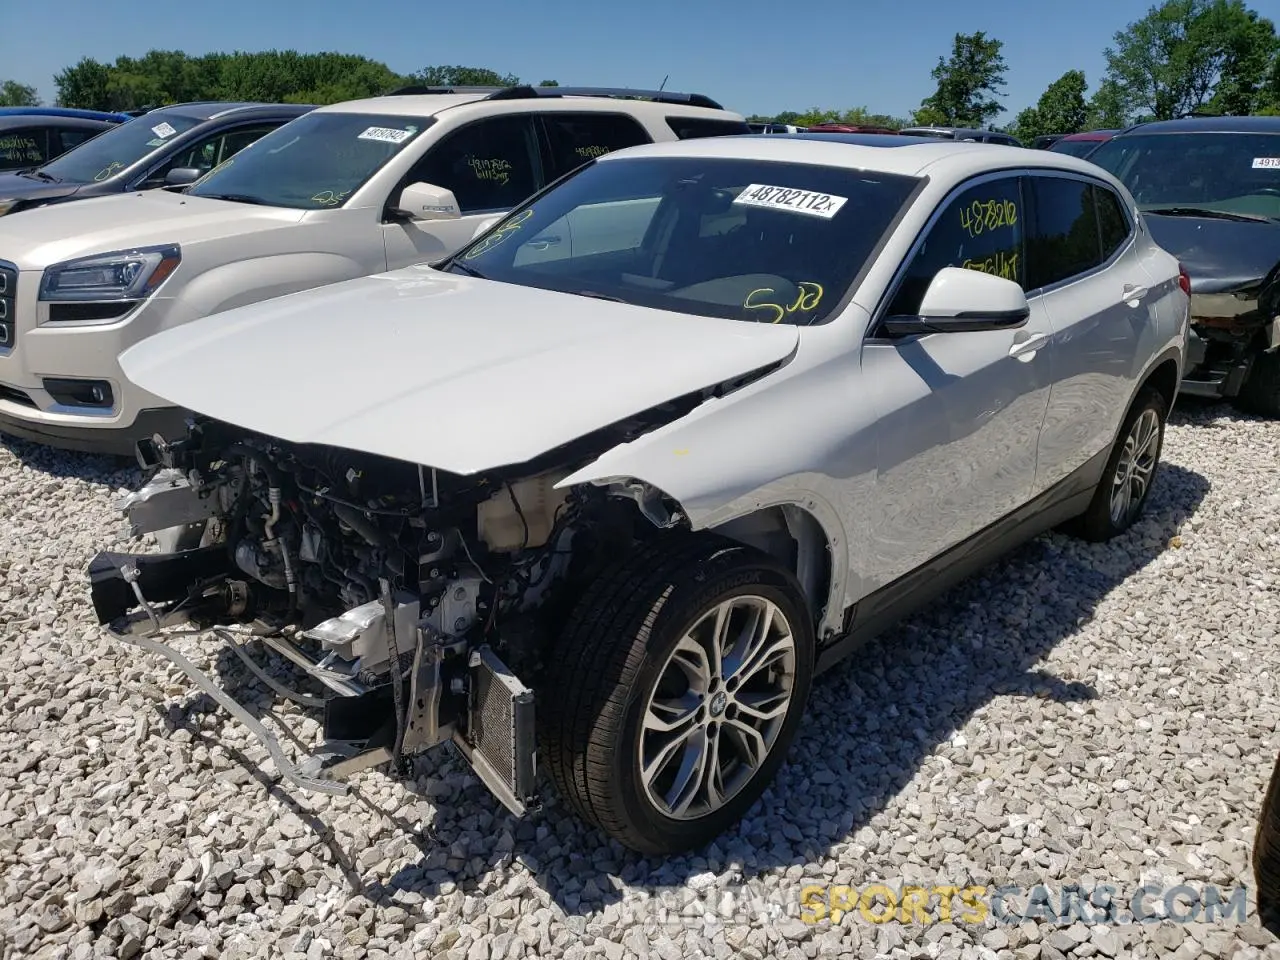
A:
1087,116,1280,415
0,101,313,219
0,107,130,172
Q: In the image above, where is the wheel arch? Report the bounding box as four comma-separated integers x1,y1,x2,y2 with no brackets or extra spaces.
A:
592,476,849,642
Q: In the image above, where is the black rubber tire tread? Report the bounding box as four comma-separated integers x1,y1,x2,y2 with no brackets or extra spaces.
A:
1235,350,1280,419
1254,750,1280,935
539,530,814,856
1062,387,1167,544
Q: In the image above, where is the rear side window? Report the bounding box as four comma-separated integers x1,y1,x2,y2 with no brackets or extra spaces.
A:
1095,185,1132,261
886,176,1025,316
665,117,751,140
541,112,651,180
57,127,98,154
411,115,541,214
1026,176,1103,289
0,127,48,169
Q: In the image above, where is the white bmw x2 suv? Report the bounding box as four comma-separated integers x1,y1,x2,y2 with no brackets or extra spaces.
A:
0,85,748,454
89,132,1189,855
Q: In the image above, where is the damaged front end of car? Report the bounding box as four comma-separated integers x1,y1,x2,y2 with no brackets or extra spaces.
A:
85,410,697,815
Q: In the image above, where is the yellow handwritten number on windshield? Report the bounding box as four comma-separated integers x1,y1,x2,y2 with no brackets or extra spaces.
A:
94,161,124,182
744,282,824,323
464,208,534,260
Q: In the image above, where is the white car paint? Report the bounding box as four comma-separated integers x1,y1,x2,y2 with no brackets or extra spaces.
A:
116,134,1190,640
117,266,800,473
0,90,749,453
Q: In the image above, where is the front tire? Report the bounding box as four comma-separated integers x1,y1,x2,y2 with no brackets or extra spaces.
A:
540,533,815,856
1064,387,1167,543
1255,750,1280,936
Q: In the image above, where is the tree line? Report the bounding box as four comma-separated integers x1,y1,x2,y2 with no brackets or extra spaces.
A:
0,0,1277,141
0,57,558,112
755,0,1279,139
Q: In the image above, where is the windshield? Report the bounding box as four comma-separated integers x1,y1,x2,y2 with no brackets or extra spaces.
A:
187,112,433,209
1088,131,1280,218
1049,138,1103,158
39,112,203,183
443,156,920,325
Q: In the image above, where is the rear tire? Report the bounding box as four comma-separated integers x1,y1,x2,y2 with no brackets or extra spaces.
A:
1255,750,1280,936
539,532,815,856
1063,387,1166,543
1234,350,1280,418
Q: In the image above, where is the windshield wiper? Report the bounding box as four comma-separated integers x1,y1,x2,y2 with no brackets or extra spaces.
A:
1144,206,1277,223
448,261,488,279
19,169,59,183
567,289,626,302
197,193,272,206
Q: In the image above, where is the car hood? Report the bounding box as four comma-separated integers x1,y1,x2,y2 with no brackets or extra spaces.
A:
0,171,80,207
118,266,801,474
1144,213,1280,293
0,189,306,270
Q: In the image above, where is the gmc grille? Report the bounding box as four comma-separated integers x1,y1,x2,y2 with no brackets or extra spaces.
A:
0,262,15,351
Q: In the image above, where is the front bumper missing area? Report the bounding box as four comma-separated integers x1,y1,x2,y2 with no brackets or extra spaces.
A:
91,551,540,816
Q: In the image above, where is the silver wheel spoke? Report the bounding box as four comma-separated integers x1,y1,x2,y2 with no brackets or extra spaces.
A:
670,635,714,693
734,688,791,722
725,600,788,682
644,692,701,733
666,726,711,816
724,718,770,769
642,721,701,787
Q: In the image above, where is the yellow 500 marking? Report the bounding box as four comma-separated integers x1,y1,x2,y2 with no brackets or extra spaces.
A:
744,282,824,323
464,208,535,260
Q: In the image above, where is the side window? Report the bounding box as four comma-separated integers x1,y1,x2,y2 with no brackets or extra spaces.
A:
57,127,98,155
541,112,651,181
1095,185,1132,261
664,117,751,140
409,116,540,215
145,125,282,186
885,176,1025,317
1026,176,1103,289
0,127,48,169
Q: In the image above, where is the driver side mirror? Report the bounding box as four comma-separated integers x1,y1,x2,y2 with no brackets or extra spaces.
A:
163,167,204,189
393,181,461,221
880,266,1030,336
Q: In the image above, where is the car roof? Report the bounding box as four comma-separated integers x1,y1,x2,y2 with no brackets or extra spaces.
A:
311,86,739,120
143,101,315,122
1059,129,1118,141
0,106,129,123
596,132,1123,181
0,114,115,130
1119,115,1280,135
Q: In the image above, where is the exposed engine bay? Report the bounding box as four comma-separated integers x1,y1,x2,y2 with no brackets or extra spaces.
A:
87,413,692,814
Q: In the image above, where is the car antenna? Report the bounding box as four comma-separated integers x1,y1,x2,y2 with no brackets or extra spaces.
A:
658,75,668,92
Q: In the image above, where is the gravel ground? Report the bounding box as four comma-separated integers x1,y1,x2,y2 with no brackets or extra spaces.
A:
2,399,1280,960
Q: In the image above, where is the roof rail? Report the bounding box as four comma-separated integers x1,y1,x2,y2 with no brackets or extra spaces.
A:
384,83,724,110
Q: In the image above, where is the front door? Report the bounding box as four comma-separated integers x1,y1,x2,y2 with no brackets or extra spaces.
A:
381,114,544,268
861,174,1054,586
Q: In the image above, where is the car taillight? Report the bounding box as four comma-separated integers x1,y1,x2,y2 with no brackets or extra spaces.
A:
1178,263,1191,296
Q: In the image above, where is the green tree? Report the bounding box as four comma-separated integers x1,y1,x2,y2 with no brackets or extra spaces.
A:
54,58,112,109
1085,78,1130,128
916,31,1008,127
0,80,39,106
409,65,522,87
1012,69,1090,141
1100,0,1278,121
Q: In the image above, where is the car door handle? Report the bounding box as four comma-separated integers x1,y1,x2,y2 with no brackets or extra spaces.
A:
1008,332,1049,360
1122,283,1149,303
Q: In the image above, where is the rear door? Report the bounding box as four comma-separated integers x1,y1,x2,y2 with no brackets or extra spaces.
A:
1025,172,1145,493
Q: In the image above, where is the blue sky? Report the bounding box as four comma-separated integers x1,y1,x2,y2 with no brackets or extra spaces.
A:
6,0,1161,123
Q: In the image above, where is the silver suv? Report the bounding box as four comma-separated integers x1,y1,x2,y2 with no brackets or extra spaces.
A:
88,132,1189,855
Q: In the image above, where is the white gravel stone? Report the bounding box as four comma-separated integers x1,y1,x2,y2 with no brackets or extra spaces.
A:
2,400,1279,958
